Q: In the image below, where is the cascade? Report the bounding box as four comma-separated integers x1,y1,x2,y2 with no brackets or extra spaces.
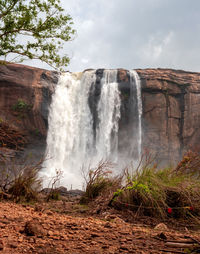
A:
95,70,121,162
41,69,142,189
129,70,142,161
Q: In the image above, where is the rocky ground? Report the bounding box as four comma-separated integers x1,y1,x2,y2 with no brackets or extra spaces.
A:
0,199,199,254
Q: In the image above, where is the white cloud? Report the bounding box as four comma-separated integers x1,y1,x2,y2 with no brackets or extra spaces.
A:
10,0,200,72
81,58,89,64
141,31,174,62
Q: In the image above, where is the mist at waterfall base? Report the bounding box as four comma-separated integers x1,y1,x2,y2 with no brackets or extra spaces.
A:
41,70,142,190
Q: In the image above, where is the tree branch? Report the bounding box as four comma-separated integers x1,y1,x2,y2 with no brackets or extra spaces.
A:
0,0,18,19
4,50,60,70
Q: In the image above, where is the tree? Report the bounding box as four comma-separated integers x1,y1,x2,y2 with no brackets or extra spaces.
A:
0,0,75,70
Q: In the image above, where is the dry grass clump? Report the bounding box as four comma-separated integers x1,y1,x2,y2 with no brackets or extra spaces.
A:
80,161,122,204
46,169,63,201
111,152,200,219
175,150,200,177
0,158,43,202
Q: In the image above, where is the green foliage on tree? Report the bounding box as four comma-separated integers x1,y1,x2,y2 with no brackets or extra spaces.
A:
0,0,75,70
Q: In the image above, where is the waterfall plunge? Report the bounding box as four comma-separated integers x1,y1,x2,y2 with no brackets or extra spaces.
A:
42,70,142,189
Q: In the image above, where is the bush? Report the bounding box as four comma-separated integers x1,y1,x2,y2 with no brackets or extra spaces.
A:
80,161,122,204
12,99,32,112
111,156,200,219
0,158,43,202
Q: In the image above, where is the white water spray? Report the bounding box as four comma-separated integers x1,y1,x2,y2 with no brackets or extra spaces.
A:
41,69,142,189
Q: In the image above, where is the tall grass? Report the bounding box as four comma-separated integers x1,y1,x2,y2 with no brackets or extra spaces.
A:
0,157,43,202
80,161,122,204
111,158,200,218
80,152,200,219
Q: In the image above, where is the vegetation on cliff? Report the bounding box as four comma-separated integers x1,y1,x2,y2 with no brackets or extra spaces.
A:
0,0,75,70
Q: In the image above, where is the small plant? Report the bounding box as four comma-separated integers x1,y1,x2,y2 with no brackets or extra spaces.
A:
47,190,60,201
80,161,122,204
34,128,40,136
12,99,32,113
46,169,63,201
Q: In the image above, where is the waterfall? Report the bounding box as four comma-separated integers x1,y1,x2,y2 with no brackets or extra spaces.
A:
129,70,142,161
42,71,96,189
41,69,142,189
95,70,121,162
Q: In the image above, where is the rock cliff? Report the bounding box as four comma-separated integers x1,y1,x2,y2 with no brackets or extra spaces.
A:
136,68,200,163
1,63,200,164
0,63,58,160
0,62,58,135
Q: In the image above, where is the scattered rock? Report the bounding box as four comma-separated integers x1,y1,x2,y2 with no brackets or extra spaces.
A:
0,201,197,254
24,219,47,237
9,242,18,248
18,236,23,242
46,210,53,216
0,240,3,250
104,222,113,228
156,232,167,240
47,230,54,236
34,204,44,212
113,217,125,224
154,223,168,231
105,214,117,220
91,233,100,238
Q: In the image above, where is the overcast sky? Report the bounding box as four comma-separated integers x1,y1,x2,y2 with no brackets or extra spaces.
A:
25,0,200,72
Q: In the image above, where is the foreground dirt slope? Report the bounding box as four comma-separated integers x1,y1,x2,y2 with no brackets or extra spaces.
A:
0,202,199,254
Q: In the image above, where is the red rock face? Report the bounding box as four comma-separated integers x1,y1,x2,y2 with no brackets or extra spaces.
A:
137,68,200,164
0,62,58,137
1,63,200,165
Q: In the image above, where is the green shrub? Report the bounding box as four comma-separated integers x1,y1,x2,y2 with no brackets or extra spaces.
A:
111,162,200,219
12,99,32,112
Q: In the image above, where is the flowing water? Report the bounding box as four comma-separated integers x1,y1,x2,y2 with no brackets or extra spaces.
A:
41,69,142,189
129,70,143,161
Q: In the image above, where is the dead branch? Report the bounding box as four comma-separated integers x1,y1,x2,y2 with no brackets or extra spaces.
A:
0,121,27,150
